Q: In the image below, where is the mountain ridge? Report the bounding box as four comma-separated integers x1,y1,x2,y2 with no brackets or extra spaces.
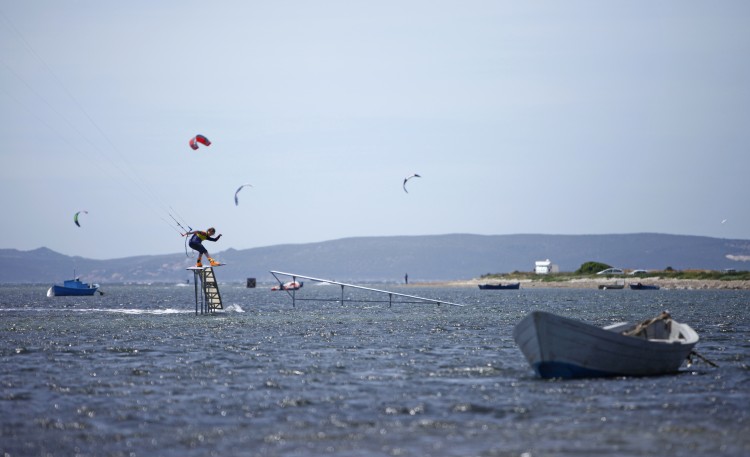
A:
2,233,748,284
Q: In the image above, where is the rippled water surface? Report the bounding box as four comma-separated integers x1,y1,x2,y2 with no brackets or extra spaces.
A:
1,283,748,456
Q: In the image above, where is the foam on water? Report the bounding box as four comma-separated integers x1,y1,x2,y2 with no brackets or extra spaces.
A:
0,307,192,314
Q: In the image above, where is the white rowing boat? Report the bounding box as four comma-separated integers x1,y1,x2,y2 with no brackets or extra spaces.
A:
513,311,699,379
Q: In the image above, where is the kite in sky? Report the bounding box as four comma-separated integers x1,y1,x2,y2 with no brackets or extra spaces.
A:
189,134,211,150
403,173,421,193
234,184,253,206
74,210,88,227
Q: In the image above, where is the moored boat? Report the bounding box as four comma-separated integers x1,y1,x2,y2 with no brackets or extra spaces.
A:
47,277,101,297
629,282,661,290
271,281,303,291
478,282,520,290
513,310,698,379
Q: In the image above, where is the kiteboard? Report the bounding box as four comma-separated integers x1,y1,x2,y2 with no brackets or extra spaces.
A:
187,263,225,270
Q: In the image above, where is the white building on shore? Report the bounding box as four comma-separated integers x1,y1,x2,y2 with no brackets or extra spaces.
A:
535,259,559,275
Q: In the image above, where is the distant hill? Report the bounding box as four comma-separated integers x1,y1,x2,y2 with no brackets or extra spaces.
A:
1,233,749,284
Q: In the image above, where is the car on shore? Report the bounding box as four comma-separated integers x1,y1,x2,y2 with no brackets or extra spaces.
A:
596,268,624,275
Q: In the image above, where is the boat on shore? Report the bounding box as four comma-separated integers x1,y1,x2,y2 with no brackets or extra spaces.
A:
47,277,101,297
629,282,661,290
513,310,699,379
598,283,624,290
478,282,520,290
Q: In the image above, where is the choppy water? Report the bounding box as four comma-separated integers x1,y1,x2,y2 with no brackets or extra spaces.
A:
1,282,748,456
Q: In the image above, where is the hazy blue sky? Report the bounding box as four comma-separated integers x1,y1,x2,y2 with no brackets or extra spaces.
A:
1,1,748,259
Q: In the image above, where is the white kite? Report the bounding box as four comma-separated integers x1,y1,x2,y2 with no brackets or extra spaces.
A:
402,173,421,193
234,183,253,206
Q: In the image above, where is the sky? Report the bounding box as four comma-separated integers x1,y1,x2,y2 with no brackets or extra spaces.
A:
1,1,749,260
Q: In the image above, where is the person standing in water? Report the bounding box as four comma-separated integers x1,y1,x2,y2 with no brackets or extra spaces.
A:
183,227,222,267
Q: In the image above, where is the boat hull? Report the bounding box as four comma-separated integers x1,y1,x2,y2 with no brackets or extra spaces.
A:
47,278,99,297
48,285,98,296
513,311,698,379
478,283,520,290
629,283,660,290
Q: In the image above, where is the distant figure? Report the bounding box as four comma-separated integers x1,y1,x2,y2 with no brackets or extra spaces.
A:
405,273,408,284
183,227,222,267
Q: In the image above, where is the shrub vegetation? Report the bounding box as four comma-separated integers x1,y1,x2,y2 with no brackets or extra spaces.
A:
575,261,612,275
479,263,749,282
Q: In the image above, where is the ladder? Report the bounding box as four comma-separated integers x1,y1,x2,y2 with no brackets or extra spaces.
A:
189,266,223,314
201,267,223,311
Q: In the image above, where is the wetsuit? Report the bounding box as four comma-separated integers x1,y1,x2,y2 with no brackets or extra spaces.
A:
189,231,219,255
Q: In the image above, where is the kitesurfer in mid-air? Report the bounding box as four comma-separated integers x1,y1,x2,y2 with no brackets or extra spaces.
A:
183,228,222,267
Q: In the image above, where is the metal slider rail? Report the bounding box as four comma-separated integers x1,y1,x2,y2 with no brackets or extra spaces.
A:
270,270,464,308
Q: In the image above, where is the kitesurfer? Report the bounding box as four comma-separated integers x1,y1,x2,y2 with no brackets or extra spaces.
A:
183,228,222,267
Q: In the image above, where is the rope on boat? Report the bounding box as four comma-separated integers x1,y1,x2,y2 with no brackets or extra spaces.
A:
688,350,719,368
622,311,671,337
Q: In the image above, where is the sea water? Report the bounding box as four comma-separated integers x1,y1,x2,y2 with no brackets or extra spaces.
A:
1,283,748,457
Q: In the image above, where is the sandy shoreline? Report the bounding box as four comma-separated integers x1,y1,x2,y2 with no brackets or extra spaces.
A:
410,277,750,290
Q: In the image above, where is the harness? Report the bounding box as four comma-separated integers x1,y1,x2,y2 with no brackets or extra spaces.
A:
190,231,209,245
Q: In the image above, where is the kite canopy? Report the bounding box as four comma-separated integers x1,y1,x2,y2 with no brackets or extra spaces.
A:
74,210,88,227
234,183,253,206
402,173,421,193
189,134,211,150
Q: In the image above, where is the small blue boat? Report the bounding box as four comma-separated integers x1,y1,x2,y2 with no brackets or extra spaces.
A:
47,277,101,297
